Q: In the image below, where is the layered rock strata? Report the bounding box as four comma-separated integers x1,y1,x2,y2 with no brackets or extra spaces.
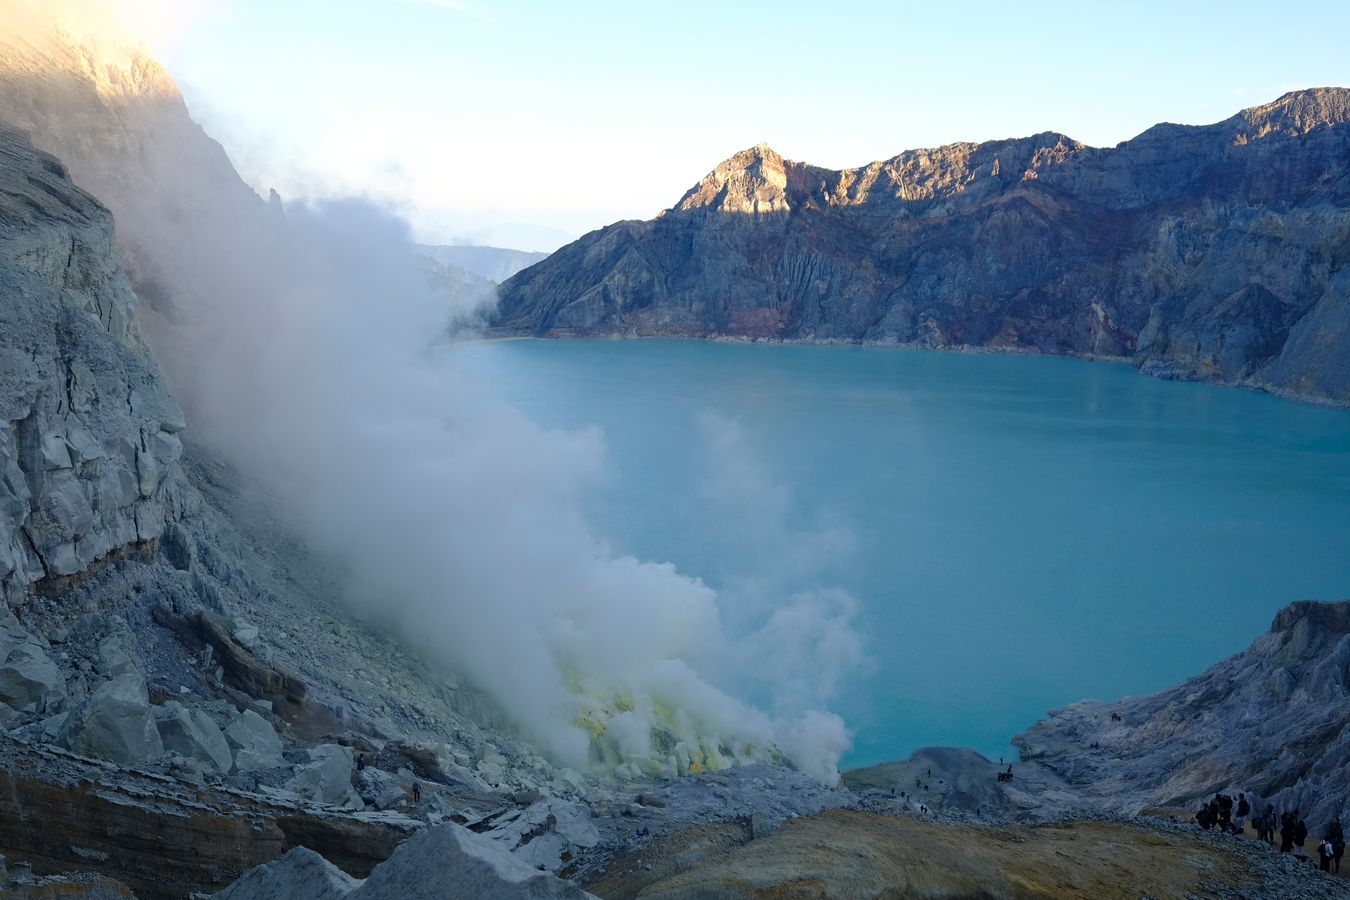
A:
0,736,417,900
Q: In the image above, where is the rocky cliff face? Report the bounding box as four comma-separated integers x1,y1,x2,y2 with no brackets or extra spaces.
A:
1014,599,1350,830
0,123,183,604
493,88,1350,405
0,736,416,899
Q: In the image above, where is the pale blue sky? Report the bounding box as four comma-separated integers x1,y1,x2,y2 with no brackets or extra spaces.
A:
145,0,1350,250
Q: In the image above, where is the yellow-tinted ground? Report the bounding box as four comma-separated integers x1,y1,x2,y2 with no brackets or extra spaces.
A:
590,809,1324,899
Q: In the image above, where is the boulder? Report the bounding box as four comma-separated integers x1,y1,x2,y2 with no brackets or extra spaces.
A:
285,744,357,806
553,768,589,796
349,822,598,899
356,767,409,811
223,708,284,772
0,638,66,715
211,846,359,900
165,753,206,784
57,674,163,765
387,739,458,779
231,618,260,651
11,711,67,743
96,632,141,679
479,798,600,874
160,521,196,571
154,701,233,774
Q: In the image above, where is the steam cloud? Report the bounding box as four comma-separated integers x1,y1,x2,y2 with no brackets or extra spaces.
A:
177,198,860,781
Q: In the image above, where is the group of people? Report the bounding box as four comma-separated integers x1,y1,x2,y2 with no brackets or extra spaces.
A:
1195,791,1345,874
1195,791,1249,833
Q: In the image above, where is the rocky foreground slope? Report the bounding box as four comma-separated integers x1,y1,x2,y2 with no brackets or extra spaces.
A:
1014,600,1350,829
493,88,1350,406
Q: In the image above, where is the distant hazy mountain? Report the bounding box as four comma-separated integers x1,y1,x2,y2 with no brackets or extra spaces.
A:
494,88,1350,406
418,244,549,284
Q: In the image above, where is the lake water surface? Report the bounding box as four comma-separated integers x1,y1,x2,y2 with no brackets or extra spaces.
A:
449,339,1350,767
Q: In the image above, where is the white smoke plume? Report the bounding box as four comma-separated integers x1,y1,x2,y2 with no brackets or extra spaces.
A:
190,198,856,781
691,413,865,714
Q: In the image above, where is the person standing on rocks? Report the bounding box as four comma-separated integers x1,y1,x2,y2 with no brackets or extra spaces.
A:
1329,816,1344,873
1280,811,1295,852
1294,812,1309,854
1216,793,1233,832
1261,805,1277,845
1235,793,1249,834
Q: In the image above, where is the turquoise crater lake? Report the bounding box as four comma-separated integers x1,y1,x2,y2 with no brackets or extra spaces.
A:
449,339,1350,768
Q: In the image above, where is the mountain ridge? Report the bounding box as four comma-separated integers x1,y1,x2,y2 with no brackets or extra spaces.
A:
687,87,1350,211
493,87,1350,406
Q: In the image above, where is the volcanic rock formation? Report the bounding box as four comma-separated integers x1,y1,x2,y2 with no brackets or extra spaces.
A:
0,121,183,606
494,88,1350,406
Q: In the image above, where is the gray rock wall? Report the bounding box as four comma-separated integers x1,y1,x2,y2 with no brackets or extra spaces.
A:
0,124,184,602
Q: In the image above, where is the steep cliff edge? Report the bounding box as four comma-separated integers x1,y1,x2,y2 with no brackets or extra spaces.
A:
493,88,1350,406
1014,599,1350,829
0,123,183,604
